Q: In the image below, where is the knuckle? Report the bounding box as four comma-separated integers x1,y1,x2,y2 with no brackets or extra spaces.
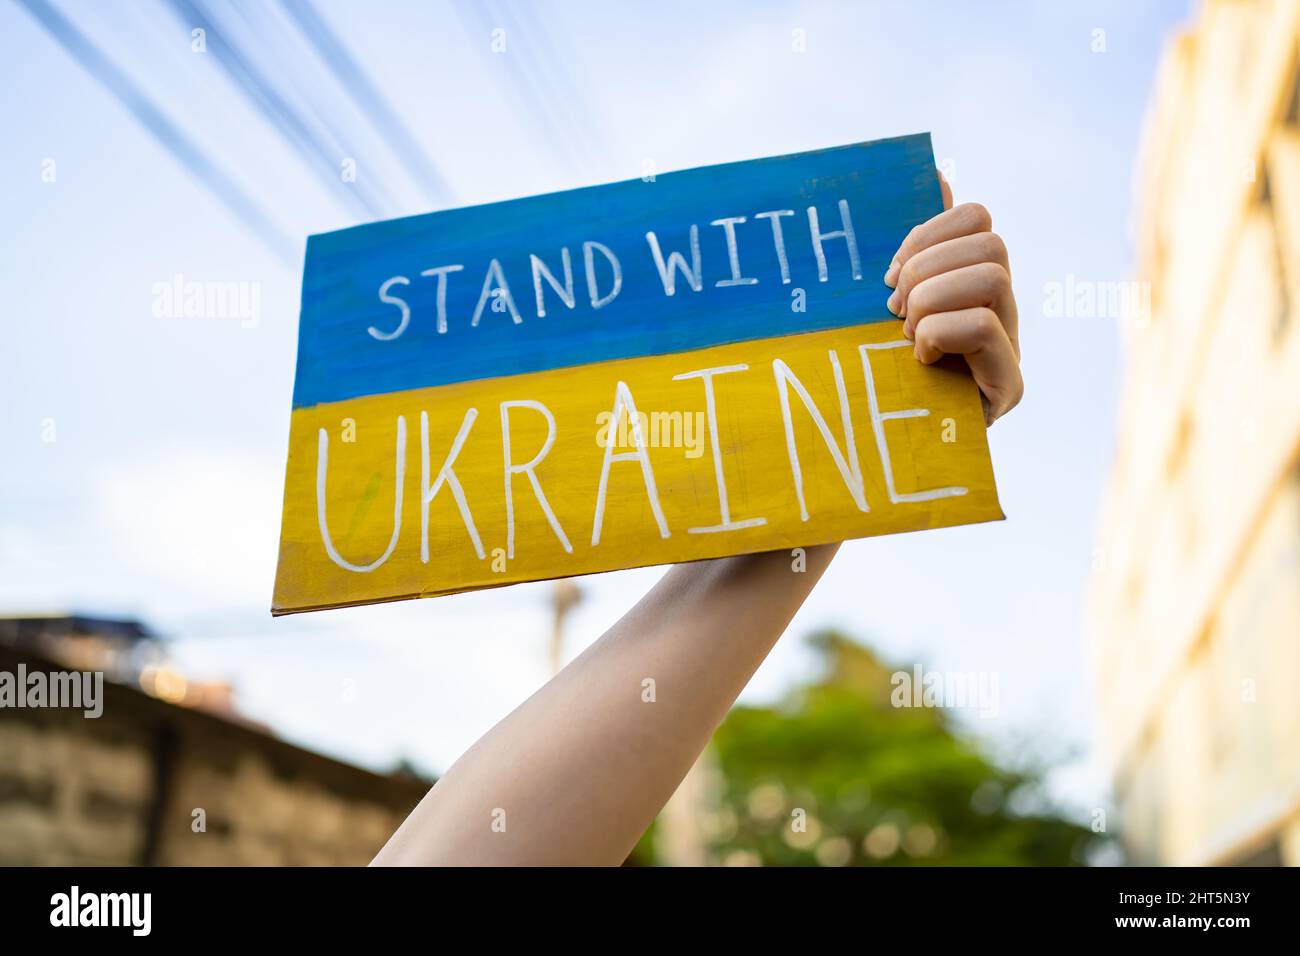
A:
912,308,937,340
907,278,937,321
959,202,992,232
913,320,939,355
976,260,1012,298
898,253,925,291
979,231,1008,265
969,306,1001,341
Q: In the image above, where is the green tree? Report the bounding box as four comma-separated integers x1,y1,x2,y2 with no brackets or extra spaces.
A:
705,630,1100,866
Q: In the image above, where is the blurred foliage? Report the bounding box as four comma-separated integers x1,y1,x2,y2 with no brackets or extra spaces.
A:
626,820,657,866
695,630,1101,866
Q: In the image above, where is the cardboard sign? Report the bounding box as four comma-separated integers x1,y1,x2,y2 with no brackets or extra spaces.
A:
273,133,1002,614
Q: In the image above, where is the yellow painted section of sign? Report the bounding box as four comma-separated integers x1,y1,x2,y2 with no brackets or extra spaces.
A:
272,322,1001,614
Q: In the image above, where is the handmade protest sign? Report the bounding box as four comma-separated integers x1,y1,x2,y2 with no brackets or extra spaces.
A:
272,132,1002,614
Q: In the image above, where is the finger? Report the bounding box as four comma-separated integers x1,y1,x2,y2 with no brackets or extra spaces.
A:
938,169,953,211
902,262,1018,356
887,232,1008,319
884,202,991,287
913,307,1024,425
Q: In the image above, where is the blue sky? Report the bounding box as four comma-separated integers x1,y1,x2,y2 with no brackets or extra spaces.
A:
0,0,1191,818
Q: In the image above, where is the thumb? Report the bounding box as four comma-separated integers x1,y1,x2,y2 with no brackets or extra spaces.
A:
938,167,953,211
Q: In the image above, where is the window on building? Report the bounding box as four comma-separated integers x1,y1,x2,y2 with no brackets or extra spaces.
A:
1285,49,1299,127
1166,411,1194,479
1257,168,1291,343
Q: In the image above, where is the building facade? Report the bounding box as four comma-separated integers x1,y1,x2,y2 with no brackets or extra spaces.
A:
1090,0,1300,864
0,630,429,866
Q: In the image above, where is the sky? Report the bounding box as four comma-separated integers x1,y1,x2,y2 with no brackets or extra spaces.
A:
0,0,1193,820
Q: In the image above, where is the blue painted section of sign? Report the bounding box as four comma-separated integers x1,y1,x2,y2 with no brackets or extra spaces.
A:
292,133,941,409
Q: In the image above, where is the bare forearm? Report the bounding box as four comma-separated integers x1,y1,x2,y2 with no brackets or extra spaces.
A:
372,543,838,866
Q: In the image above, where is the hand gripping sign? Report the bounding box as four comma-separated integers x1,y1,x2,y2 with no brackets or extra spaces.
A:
273,133,1002,614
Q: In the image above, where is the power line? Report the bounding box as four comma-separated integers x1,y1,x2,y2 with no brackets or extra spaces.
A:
15,0,297,266
167,0,393,220
278,0,452,206
454,0,600,182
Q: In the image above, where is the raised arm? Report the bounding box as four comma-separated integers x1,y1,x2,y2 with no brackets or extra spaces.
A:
372,544,839,866
373,176,1021,866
